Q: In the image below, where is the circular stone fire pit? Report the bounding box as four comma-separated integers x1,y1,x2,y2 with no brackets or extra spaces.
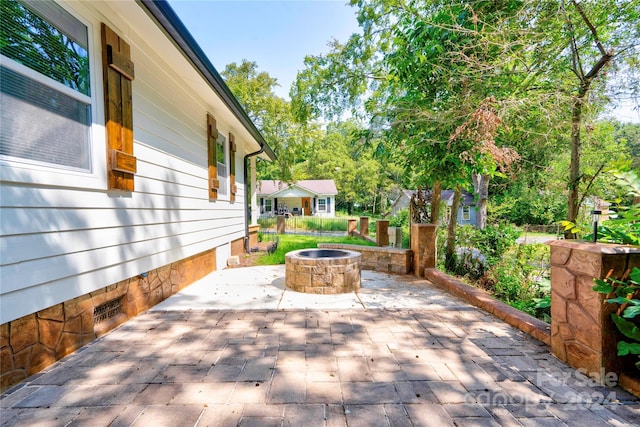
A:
285,249,361,294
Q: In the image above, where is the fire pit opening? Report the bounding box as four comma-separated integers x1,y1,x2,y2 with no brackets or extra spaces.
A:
297,249,350,259
285,248,361,294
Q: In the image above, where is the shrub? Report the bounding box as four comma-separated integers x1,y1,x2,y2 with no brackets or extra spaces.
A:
443,223,521,279
482,243,551,318
593,267,640,372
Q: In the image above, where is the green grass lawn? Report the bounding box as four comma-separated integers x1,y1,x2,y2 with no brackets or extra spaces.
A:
257,234,376,265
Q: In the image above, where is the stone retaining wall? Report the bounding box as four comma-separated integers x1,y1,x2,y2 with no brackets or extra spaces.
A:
0,249,216,392
318,243,412,274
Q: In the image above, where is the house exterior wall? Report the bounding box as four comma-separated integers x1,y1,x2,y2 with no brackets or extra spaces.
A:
0,0,255,325
391,194,476,226
457,204,477,226
259,195,336,217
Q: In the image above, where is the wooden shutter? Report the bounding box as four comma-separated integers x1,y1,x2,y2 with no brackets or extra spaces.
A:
229,132,237,202
101,23,136,191
207,113,219,200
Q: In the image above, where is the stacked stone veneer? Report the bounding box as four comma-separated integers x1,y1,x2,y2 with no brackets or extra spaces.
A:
411,224,437,277
285,249,361,294
548,241,640,382
1,249,216,392
318,243,412,274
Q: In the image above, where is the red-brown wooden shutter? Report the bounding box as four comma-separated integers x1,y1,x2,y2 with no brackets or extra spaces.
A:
207,113,219,200
229,132,237,202
101,23,136,191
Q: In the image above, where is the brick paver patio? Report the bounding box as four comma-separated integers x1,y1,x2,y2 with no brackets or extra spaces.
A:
1,267,638,426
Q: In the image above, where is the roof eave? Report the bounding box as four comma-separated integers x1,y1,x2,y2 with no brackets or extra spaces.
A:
137,0,276,161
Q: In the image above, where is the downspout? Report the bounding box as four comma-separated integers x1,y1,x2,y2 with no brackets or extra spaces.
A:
243,144,265,253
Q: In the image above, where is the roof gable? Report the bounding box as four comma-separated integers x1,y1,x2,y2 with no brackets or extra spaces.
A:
257,180,338,196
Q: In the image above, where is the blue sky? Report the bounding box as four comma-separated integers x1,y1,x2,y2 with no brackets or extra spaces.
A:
168,0,638,123
168,0,360,100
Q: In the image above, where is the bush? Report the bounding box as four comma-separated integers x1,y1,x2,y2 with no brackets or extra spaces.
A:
481,243,550,319
443,223,521,279
440,222,551,321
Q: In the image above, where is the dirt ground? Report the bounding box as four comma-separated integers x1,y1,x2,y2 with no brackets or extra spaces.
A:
232,241,272,268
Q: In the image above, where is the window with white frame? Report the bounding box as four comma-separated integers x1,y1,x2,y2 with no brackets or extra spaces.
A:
265,199,272,213
216,132,228,196
318,198,326,211
462,205,471,221
0,0,92,172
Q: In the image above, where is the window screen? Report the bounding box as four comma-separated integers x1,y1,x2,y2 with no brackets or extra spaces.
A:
0,0,92,172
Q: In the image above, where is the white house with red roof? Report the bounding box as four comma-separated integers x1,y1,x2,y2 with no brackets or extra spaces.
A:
257,180,338,217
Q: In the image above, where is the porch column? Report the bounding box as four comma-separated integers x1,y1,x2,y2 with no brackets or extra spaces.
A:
250,156,258,225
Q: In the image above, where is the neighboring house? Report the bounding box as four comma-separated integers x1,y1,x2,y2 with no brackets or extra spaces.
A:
257,180,338,217
0,0,275,389
390,189,477,226
582,196,612,222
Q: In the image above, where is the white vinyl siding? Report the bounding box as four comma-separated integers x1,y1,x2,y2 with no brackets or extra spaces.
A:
0,0,251,324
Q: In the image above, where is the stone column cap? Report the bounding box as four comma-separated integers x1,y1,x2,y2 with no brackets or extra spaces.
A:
547,240,640,255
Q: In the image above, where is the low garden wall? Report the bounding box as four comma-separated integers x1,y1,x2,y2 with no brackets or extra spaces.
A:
318,243,412,274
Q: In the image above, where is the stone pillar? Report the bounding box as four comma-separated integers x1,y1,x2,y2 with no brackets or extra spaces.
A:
376,220,389,247
411,224,437,277
348,219,357,235
548,240,640,383
276,215,286,235
360,217,369,236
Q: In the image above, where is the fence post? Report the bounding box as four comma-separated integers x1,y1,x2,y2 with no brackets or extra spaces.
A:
348,219,357,235
376,220,389,246
360,217,369,236
277,215,286,235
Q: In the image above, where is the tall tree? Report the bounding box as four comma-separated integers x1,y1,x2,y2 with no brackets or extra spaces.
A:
223,60,316,181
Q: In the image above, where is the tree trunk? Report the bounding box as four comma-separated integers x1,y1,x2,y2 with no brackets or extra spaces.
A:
445,185,462,270
473,173,489,229
430,181,442,225
566,92,584,239
372,191,377,216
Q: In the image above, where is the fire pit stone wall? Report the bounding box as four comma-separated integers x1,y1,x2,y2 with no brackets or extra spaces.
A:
285,249,361,294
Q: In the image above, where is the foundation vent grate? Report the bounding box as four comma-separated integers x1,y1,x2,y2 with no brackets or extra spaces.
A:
93,298,123,324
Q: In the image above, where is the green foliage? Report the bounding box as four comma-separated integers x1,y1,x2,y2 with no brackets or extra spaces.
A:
440,222,550,321
256,234,375,265
443,223,521,279
592,267,640,371
291,0,640,234
474,224,522,266
389,209,409,227
483,244,551,319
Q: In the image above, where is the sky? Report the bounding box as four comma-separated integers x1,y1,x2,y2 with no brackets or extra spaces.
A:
168,0,360,100
168,0,639,123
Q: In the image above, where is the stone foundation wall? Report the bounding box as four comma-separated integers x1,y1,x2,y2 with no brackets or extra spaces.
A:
548,241,640,382
0,249,216,392
318,243,412,274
